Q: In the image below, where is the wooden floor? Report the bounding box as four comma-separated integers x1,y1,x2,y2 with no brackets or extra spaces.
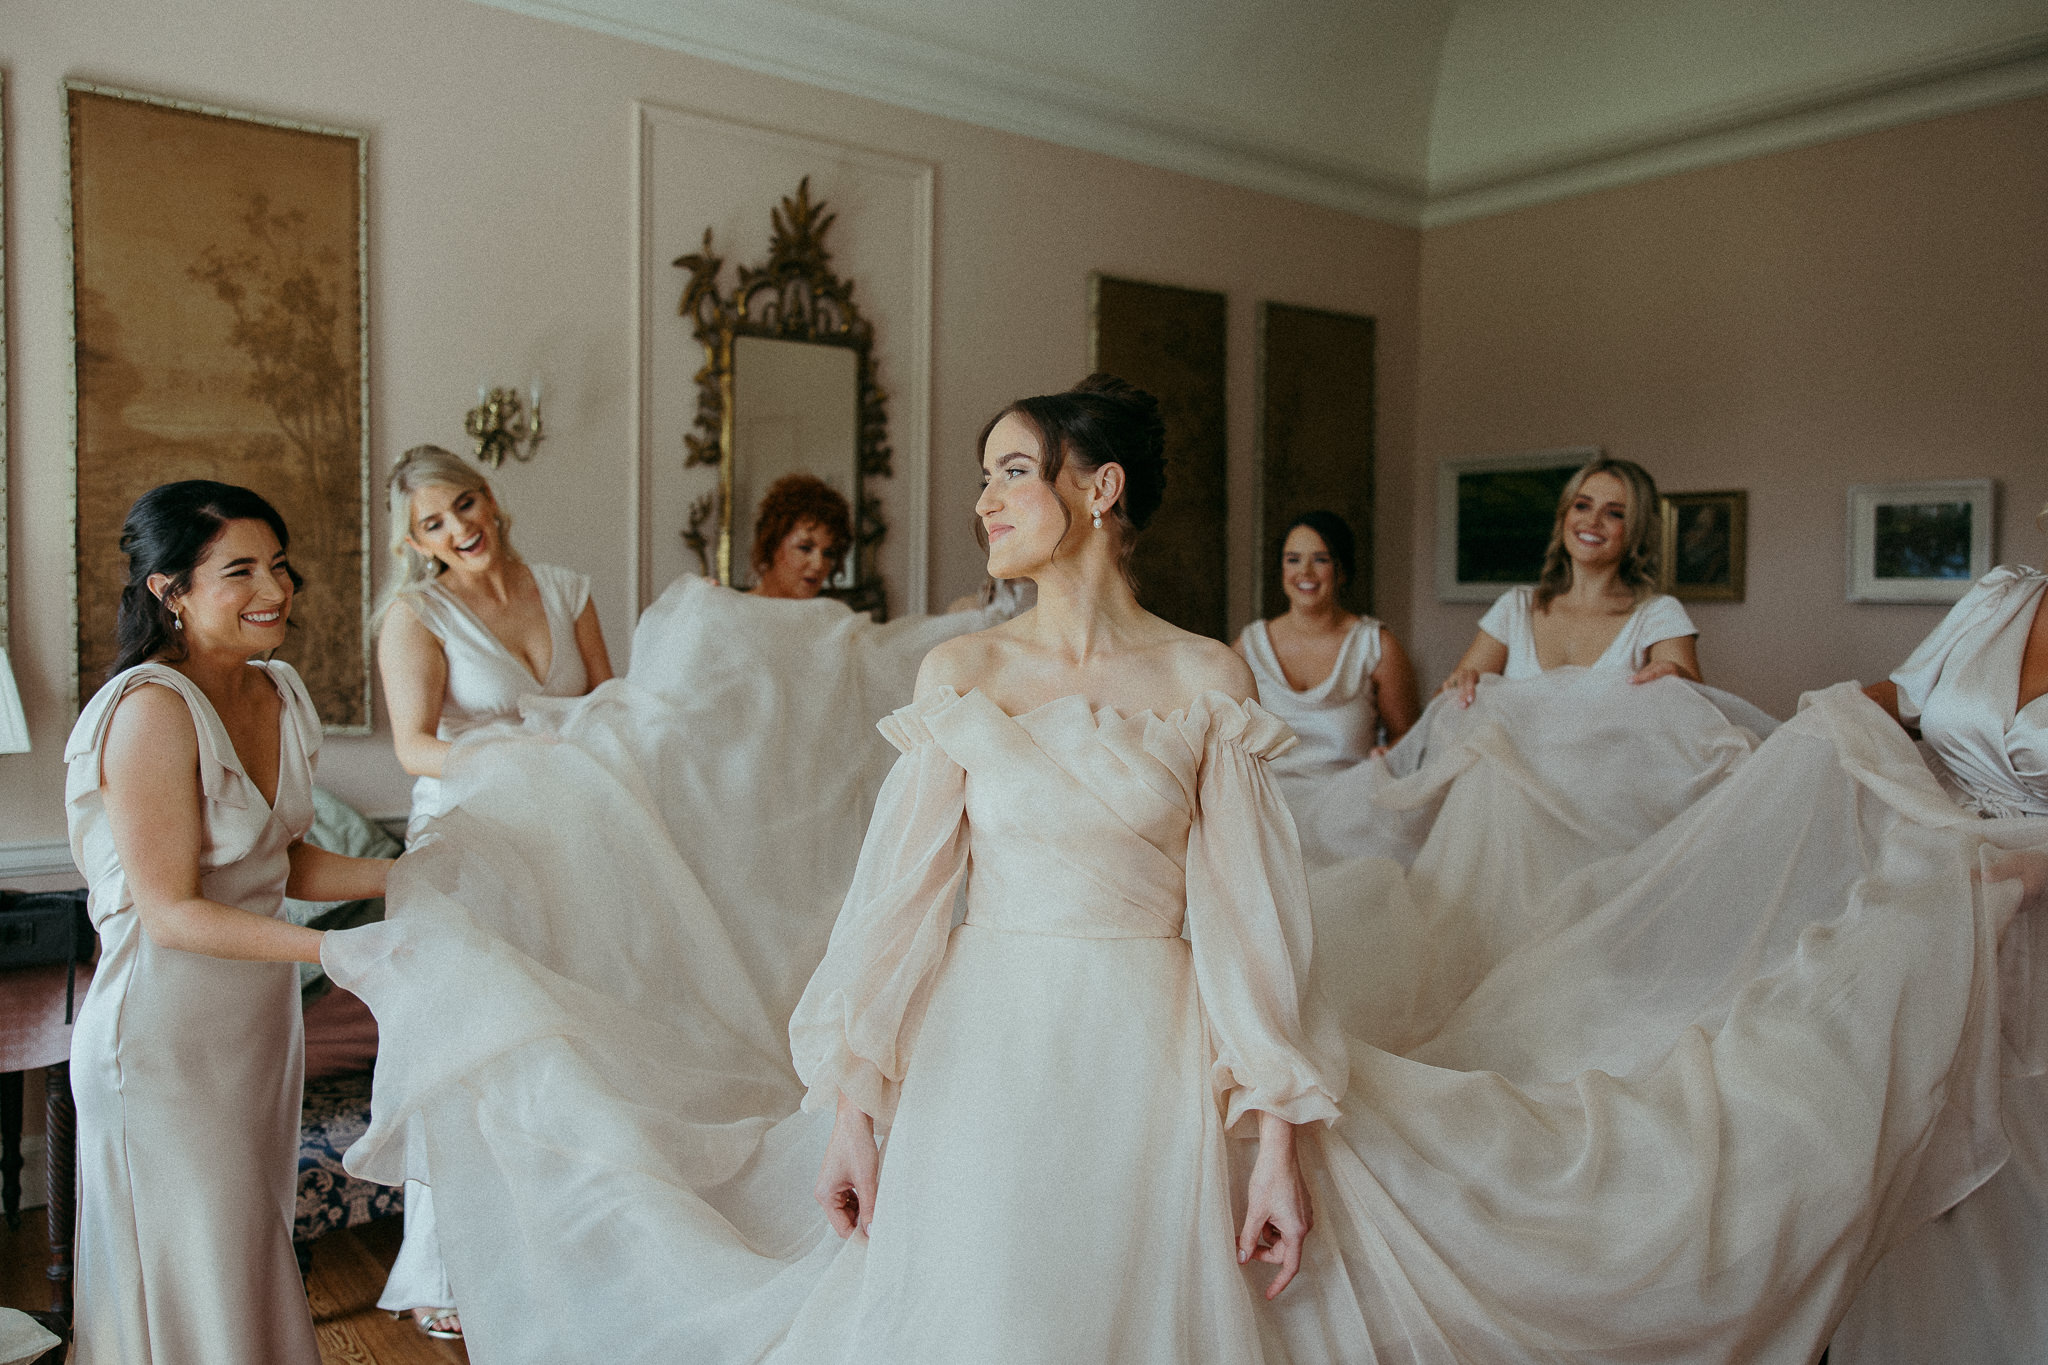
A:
0,1212,467,1364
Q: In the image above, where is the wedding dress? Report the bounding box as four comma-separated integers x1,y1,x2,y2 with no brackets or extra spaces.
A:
324,576,2046,1364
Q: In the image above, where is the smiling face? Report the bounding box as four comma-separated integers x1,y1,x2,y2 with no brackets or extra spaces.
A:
1561,470,1633,572
754,519,843,599
155,518,294,657
407,481,502,575
975,412,1095,580
1280,525,1342,612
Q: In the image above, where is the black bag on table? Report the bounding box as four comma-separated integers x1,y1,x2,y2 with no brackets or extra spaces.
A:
0,890,95,1023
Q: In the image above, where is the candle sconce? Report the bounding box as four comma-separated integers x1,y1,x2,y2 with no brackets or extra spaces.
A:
465,384,545,468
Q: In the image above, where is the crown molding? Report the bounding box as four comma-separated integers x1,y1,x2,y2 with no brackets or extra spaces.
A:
1417,35,2048,227
0,840,81,882
475,0,2048,231
471,0,1429,224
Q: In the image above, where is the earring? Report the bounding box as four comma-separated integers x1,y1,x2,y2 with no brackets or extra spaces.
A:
1092,509,1103,530
172,612,184,632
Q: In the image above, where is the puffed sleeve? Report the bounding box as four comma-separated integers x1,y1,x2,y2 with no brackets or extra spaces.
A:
1182,696,1348,1131
1476,586,1525,645
1891,567,2029,725
788,696,970,1126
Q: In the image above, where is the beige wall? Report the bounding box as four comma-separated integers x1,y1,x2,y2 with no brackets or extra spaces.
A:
1414,95,2048,718
0,0,1420,849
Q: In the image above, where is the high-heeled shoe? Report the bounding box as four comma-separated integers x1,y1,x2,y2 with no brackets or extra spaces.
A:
392,1306,463,1340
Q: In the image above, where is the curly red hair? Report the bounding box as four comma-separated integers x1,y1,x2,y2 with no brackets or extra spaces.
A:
751,474,852,577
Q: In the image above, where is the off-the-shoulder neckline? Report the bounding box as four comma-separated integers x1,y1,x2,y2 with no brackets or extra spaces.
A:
919,684,1258,727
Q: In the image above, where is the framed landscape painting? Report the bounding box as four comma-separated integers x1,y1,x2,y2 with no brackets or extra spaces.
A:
1847,479,1994,603
1435,448,1596,602
66,83,369,729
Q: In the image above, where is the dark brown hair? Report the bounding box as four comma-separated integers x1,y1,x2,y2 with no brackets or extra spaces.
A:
975,373,1166,584
1532,455,1662,610
109,481,302,679
751,474,852,578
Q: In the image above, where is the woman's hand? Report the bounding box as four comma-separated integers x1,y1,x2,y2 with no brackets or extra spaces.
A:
1439,667,1484,709
1238,1113,1312,1300
814,1093,880,1240
1629,660,1688,685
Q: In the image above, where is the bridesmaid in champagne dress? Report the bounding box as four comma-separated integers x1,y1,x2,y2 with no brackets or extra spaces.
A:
65,483,390,1365
1442,454,1700,705
376,446,612,1335
1235,510,1419,816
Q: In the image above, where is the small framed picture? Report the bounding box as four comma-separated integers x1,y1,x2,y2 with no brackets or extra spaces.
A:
1846,479,1995,603
1659,491,1747,602
1435,448,1598,602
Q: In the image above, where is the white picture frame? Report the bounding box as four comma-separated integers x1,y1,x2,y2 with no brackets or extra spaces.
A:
1846,479,1995,603
1434,447,1599,603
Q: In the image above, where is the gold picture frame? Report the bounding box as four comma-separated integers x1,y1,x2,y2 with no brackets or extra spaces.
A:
64,82,370,729
1659,490,1747,603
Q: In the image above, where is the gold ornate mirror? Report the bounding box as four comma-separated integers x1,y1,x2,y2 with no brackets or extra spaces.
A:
675,178,891,616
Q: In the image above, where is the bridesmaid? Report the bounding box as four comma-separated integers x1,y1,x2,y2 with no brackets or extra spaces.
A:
1234,511,1419,806
1442,454,1701,705
747,473,851,600
65,481,392,1365
375,444,612,1336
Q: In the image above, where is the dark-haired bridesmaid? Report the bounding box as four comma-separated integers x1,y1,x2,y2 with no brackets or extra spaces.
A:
63,481,391,1365
1235,511,1419,812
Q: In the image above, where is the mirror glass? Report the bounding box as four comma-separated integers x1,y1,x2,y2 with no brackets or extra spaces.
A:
728,334,861,589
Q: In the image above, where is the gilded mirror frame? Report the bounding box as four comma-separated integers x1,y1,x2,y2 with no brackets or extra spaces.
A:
675,178,891,616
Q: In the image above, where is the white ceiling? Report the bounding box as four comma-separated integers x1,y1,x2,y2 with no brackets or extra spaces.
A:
478,0,2048,225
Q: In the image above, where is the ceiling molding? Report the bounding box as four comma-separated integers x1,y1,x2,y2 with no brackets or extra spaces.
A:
477,0,2048,231
1423,33,2048,228
472,0,1429,223
0,840,82,881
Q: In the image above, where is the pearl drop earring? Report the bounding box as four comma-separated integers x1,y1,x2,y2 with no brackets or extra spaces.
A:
1092,509,1103,530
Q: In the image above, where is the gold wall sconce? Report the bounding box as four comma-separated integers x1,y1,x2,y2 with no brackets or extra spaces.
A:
465,383,545,468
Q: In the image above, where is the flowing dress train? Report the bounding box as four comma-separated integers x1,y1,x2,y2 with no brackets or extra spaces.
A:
325,581,2046,1363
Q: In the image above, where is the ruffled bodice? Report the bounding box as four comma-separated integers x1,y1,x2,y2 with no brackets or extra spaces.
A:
791,687,1345,1132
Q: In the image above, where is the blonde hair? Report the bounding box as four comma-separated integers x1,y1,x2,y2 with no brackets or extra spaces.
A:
373,445,518,628
1532,455,1662,610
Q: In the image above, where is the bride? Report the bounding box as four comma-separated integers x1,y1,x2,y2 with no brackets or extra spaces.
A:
327,379,2046,1364
793,374,1338,1356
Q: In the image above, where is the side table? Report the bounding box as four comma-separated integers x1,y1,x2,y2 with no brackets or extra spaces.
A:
0,962,92,1320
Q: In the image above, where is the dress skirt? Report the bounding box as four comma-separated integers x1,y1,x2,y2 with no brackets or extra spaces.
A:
848,923,1265,1365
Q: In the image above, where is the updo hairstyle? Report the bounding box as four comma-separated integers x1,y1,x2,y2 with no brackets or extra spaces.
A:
109,480,302,680
1281,510,1357,585
1533,455,1663,610
976,373,1167,582
751,474,852,578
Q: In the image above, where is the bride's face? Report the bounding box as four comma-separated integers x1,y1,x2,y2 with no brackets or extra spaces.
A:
976,414,1089,580
1562,471,1631,572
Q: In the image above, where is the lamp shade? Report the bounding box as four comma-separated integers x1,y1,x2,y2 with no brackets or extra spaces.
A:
0,647,30,755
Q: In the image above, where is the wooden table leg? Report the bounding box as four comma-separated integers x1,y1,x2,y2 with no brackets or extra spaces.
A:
0,1071,22,1230
44,1062,73,1320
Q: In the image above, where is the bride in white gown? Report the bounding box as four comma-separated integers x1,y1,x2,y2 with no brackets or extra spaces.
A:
324,383,2047,1364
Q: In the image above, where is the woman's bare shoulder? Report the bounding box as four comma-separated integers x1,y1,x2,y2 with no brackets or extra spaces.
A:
917,622,1021,698
1158,630,1256,705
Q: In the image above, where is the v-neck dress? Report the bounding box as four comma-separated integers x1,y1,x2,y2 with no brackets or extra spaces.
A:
1478,584,1696,678
402,562,590,833
64,661,323,1365
1237,618,1383,811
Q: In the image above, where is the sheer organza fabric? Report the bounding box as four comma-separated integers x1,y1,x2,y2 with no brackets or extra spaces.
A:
324,581,2046,1364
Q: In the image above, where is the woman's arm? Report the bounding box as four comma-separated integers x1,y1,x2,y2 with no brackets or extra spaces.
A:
1440,630,1509,708
814,1091,880,1240
286,841,392,903
101,685,325,965
573,599,614,691
379,600,453,779
1861,679,1920,736
1239,1111,1312,1299
1370,630,1422,746
1631,634,1702,685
